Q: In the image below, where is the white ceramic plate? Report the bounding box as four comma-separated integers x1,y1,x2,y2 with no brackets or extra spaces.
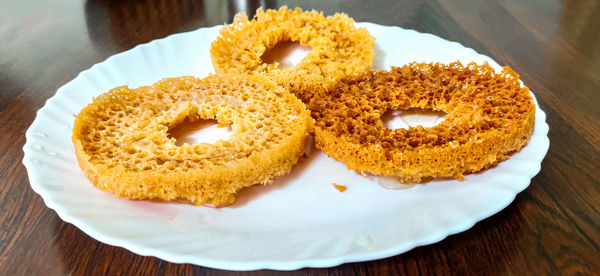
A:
23,23,549,270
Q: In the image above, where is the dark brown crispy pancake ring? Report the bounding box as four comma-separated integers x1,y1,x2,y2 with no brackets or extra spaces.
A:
309,61,536,182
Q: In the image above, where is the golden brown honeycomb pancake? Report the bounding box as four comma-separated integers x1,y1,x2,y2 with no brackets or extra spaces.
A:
73,74,312,207
210,6,375,103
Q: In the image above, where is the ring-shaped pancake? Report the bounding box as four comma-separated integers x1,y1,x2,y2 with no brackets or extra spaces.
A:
73,74,312,207
210,6,375,103
308,62,536,182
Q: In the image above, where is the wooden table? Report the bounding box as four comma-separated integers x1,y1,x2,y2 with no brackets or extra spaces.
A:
2,0,599,274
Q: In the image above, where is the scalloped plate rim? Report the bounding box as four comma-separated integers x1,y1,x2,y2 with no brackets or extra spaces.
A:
22,22,550,271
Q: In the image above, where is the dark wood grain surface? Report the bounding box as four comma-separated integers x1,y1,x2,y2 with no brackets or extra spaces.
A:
1,0,599,274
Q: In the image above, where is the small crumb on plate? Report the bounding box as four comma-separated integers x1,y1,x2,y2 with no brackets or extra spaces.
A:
333,183,346,192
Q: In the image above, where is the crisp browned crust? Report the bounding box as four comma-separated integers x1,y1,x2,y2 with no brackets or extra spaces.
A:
308,62,536,182
72,74,312,207
210,6,375,103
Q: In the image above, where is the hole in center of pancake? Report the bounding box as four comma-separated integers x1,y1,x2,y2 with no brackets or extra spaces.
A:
261,40,312,69
168,118,233,146
382,108,447,129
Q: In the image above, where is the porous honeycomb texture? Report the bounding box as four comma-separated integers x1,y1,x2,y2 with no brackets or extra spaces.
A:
73,74,312,207
210,6,375,103
308,62,536,182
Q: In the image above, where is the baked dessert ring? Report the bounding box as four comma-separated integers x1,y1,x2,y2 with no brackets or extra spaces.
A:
210,6,375,103
308,62,536,182
73,74,312,207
